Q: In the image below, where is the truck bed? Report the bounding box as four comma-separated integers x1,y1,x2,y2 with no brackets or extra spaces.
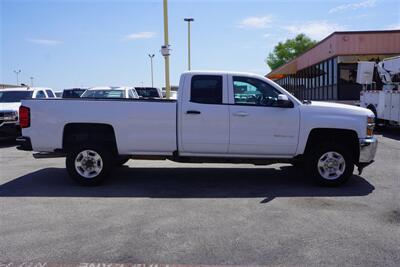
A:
22,98,177,154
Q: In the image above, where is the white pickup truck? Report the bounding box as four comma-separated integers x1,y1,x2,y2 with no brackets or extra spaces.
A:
17,71,377,186
0,87,56,140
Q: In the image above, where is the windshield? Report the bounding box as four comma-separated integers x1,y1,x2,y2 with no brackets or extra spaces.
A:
81,90,126,98
135,88,160,98
0,91,33,103
62,89,86,98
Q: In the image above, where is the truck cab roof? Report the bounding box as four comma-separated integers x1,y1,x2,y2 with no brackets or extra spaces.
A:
182,70,267,78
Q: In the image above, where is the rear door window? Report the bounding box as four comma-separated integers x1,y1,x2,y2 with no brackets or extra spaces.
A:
190,75,223,104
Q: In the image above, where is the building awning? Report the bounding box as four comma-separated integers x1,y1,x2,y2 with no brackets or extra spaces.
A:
266,59,297,80
266,30,400,80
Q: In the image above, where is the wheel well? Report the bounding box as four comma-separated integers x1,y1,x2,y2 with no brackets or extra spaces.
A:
366,104,377,117
63,123,118,153
305,128,359,161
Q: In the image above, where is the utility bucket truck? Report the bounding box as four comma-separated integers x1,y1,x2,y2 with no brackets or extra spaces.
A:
357,56,400,126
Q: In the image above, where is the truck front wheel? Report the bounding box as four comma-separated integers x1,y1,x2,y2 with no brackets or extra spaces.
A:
66,146,113,186
306,144,354,186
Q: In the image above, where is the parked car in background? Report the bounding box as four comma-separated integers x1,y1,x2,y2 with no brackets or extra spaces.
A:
18,71,377,187
135,87,163,99
0,87,55,140
161,86,179,98
62,88,88,98
54,91,63,98
160,89,178,99
169,91,178,100
81,86,139,99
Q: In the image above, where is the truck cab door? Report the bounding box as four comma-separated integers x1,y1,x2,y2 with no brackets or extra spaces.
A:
178,74,229,155
227,75,300,156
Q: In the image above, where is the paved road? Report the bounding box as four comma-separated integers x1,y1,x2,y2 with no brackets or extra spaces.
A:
0,131,399,266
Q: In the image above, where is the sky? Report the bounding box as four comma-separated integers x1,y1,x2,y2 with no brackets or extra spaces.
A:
1,0,399,90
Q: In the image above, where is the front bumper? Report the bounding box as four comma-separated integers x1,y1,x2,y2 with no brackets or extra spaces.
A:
359,137,378,163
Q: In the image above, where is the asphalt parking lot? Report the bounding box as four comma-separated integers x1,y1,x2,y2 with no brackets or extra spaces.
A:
0,130,399,266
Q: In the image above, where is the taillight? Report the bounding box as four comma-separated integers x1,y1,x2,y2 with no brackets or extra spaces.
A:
19,106,30,128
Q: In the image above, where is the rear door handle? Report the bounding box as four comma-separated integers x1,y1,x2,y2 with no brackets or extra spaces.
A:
186,110,201,114
233,111,249,117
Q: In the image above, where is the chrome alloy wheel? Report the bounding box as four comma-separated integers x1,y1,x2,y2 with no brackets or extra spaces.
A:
74,150,103,179
317,151,346,180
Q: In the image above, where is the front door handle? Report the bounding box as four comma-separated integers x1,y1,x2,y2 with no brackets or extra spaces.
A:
186,110,201,115
233,111,249,117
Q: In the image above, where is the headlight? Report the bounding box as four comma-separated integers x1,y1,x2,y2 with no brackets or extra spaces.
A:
367,116,375,137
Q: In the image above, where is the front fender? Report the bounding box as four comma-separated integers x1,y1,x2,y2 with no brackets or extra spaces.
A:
296,109,366,155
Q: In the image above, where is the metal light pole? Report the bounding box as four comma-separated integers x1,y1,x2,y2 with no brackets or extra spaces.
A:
148,54,155,87
13,70,21,85
162,0,171,99
30,77,34,87
184,18,194,70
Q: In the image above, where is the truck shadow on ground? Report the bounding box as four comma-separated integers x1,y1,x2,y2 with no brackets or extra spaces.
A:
0,140,16,148
0,165,375,203
376,127,400,141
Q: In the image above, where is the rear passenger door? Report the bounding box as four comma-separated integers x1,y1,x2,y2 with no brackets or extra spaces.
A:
179,74,229,155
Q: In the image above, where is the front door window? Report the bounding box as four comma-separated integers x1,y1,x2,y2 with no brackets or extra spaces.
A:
233,76,281,107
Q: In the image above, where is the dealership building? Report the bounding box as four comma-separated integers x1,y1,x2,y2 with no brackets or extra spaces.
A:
266,30,400,103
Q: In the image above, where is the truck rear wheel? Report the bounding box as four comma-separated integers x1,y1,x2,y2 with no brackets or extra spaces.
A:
306,144,354,186
66,145,113,186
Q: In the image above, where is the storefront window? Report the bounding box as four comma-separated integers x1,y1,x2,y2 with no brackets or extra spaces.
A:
305,68,309,89
339,63,358,84
323,61,328,99
328,59,333,85
319,63,324,87
333,57,338,85
333,84,338,100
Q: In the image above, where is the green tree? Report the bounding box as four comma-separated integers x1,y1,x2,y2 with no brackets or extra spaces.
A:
266,34,317,70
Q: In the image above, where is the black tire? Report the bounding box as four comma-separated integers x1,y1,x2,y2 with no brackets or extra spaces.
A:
306,143,354,186
116,156,130,167
66,145,114,186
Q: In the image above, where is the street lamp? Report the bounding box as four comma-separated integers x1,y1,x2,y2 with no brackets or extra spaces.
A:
30,77,34,87
184,18,194,70
162,0,171,99
148,54,155,87
13,70,21,85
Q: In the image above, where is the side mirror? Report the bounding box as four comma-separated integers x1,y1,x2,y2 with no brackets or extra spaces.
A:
277,94,294,108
